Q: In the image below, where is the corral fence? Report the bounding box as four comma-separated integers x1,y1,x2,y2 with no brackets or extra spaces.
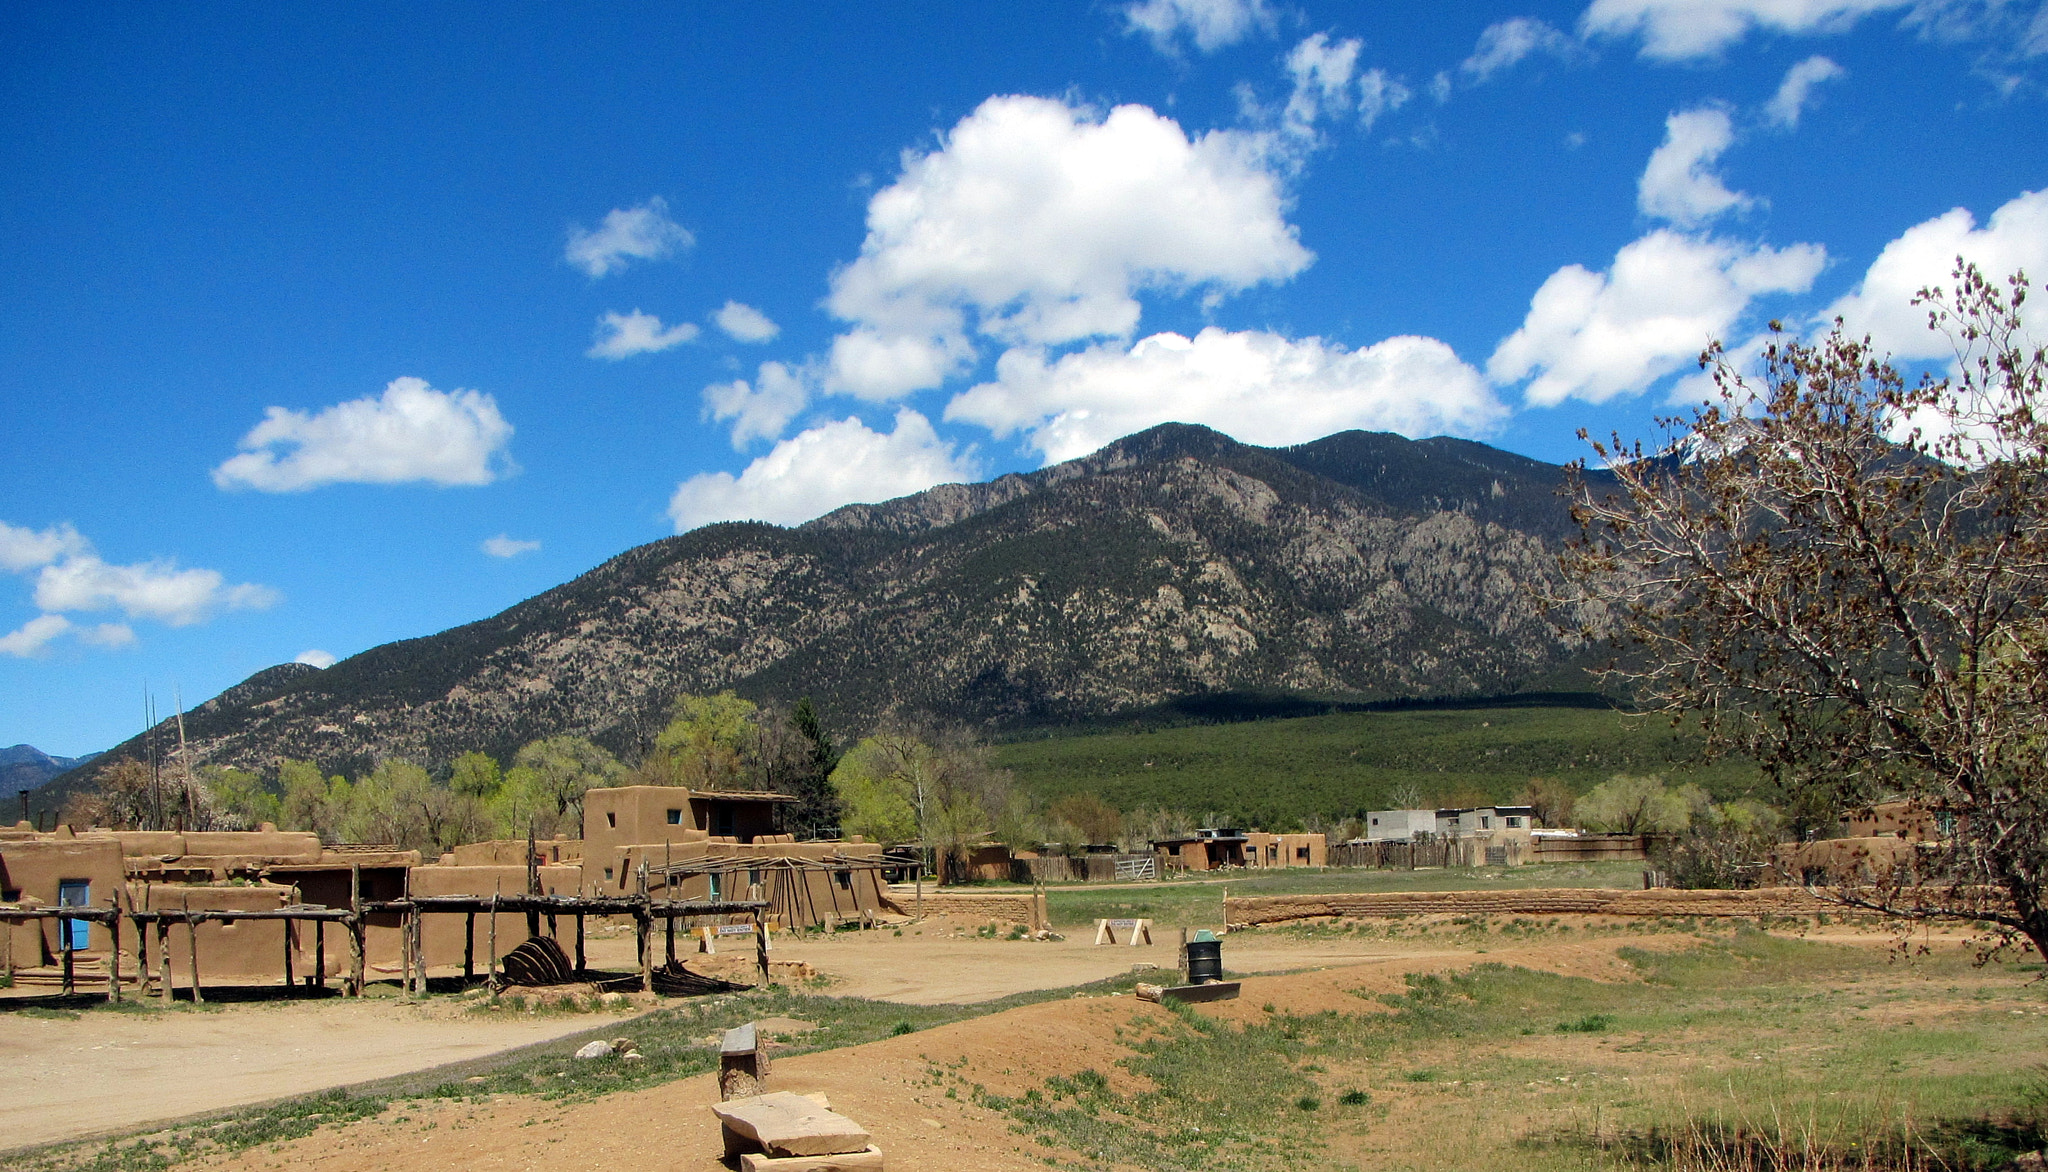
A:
1009,854,1156,884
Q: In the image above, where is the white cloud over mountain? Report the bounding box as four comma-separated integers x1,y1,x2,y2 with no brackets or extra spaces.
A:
1490,229,1826,405
1822,187,2048,360
948,328,1506,464
0,519,277,656
704,361,811,449
588,309,699,359
481,535,541,558
212,377,515,492
565,196,694,278
823,95,1312,399
669,410,977,530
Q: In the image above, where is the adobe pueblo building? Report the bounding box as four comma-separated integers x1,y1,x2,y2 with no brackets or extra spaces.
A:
0,786,896,999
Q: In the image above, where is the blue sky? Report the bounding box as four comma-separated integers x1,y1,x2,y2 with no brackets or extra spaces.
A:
3,0,2045,757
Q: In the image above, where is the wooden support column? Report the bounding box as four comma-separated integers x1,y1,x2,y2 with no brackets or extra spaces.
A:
315,920,326,990
129,915,142,993
348,864,365,997
283,919,295,991
525,831,541,939
156,919,171,1001
412,906,426,996
574,913,585,974
61,931,73,995
186,915,203,1003
637,861,652,994
665,912,676,966
463,911,475,982
487,888,499,987
753,904,770,985
107,908,122,1004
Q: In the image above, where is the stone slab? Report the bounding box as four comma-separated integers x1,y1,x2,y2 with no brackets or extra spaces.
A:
714,1091,872,1157
739,1144,885,1171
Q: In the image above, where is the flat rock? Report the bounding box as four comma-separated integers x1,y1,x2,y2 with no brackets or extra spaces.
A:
714,1091,872,1157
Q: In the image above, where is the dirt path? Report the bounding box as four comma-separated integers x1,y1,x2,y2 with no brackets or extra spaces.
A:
0,996,639,1150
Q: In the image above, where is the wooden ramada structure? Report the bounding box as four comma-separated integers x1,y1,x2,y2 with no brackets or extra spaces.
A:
0,786,901,1000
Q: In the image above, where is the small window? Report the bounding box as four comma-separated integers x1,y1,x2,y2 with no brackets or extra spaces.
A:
1480,816,1492,829
1296,846,1310,860
666,809,683,825
748,868,762,887
603,867,614,881
708,874,722,901
605,812,617,829
1506,816,1522,828
835,871,851,890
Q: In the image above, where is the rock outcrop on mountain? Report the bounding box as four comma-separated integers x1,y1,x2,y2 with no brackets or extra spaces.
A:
51,424,1616,787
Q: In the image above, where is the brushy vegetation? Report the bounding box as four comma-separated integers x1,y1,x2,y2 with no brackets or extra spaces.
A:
946,928,2048,1172
995,704,1761,830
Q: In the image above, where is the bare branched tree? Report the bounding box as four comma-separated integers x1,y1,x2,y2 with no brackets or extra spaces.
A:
1562,262,2048,959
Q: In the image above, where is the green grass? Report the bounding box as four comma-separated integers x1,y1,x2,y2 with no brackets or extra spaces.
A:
950,928,2048,1172
1041,859,1652,928
995,703,1761,828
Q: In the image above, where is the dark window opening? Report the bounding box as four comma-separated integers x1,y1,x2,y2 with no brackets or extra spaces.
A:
835,871,851,890
712,807,737,837
666,808,683,825
605,812,617,829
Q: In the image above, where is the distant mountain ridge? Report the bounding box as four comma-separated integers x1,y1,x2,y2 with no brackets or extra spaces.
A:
3,744,97,800
42,423,1616,808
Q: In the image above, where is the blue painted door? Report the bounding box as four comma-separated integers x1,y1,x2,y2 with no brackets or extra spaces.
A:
57,880,89,951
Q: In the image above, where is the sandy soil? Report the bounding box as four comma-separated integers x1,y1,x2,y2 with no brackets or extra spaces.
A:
2,914,1975,1163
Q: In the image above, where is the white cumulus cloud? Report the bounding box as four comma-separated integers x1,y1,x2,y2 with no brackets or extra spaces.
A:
714,301,781,343
1638,106,1755,226
946,328,1508,465
565,196,694,278
1124,0,1275,54
81,623,135,649
1489,229,1827,405
294,649,338,669
704,360,811,449
1580,0,1910,60
1280,35,1412,137
1765,55,1847,128
34,555,279,626
1822,188,2048,361
824,95,1312,399
669,410,979,531
0,614,71,658
1460,17,1582,82
0,521,89,573
588,309,699,359
212,377,515,492
481,535,541,558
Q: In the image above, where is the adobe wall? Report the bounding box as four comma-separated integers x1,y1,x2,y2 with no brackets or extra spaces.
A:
141,884,296,982
0,836,130,961
408,863,584,969
1224,886,1852,927
449,839,581,866
900,888,1045,930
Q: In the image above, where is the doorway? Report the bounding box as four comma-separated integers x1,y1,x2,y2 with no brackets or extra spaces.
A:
57,880,90,952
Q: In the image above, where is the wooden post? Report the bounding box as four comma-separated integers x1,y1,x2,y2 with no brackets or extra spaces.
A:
61,928,74,994
156,919,171,1001
283,918,295,990
315,919,326,989
753,904,770,985
665,911,677,966
348,864,365,997
636,861,652,994
107,907,122,1003
463,911,475,982
487,885,499,988
574,913,585,974
186,915,203,1003
525,830,541,939
412,906,426,996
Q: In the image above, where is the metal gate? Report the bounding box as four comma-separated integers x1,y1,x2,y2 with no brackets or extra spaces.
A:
1113,855,1156,881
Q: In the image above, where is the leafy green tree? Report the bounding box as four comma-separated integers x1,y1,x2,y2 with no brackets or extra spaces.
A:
829,736,922,846
278,759,353,843
448,751,503,800
1653,798,1783,889
493,736,621,838
202,766,280,830
1519,776,1576,829
1048,792,1123,846
647,691,757,790
1576,773,1700,835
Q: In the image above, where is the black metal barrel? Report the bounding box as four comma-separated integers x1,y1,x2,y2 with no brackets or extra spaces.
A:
1185,939,1223,984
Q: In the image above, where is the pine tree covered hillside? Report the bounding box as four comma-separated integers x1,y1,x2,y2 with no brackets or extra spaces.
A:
48,423,1619,792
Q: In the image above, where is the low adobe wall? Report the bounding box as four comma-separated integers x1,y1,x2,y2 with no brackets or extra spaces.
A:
905,889,1046,929
141,884,296,981
1224,886,1850,927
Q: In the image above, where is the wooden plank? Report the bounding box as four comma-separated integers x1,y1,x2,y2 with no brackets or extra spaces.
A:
712,1092,871,1158
739,1146,884,1172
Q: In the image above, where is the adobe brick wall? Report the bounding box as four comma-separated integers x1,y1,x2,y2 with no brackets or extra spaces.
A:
1224,886,1851,927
